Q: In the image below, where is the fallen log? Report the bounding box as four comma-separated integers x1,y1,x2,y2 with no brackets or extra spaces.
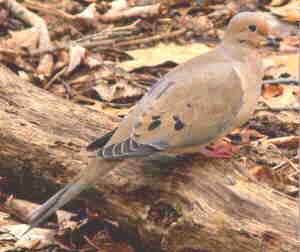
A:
0,64,297,251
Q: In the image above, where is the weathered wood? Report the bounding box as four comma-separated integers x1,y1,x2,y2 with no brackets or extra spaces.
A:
0,64,297,251
0,64,118,199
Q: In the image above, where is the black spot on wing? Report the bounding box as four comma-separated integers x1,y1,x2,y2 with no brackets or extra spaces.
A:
87,128,117,152
148,119,161,131
99,138,159,159
173,116,185,131
152,115,161,120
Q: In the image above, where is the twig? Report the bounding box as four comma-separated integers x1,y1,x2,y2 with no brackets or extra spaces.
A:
24,0,76,21
74,30,135,43
30,28,187,56
30,39,116,56
263,78,299,85
29,22,140,56
271,161,288,171
115,28,187,47
285,158,298,172
264,136,299,146
99,2,160,22
5,0,54,75
62,80,73,100
287,171,298,184
0,47,26,56
73,94,99,104
44,66,67,90
127,81,149,91
74,21,140,44
83,235,102,250
255,105,300,112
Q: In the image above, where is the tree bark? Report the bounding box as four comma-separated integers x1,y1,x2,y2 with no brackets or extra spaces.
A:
0,64,297,251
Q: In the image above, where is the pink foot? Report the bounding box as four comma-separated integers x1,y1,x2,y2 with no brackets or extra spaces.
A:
199,146,235,159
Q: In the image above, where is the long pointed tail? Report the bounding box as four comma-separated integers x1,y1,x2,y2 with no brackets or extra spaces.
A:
25,157,116,230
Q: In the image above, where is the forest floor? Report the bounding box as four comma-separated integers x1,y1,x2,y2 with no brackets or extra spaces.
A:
0,0,298,251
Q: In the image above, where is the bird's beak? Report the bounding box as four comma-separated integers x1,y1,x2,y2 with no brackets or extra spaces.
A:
260,36,279,48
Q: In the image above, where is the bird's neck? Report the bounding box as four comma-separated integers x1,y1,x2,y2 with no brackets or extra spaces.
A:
219,39,260,62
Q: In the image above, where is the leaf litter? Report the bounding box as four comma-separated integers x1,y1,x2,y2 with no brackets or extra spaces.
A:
0,0,298,250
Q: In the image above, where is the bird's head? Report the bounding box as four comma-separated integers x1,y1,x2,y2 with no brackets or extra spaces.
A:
224,12,278,48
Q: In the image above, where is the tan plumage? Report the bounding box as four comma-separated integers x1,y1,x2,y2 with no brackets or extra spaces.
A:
25,12,275,231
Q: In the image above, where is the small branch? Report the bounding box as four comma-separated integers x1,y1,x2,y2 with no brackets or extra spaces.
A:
255,105,300,112
74,22,139,43
5,0,52,50
30,39,116,56
99,2,161,22
271,161,288,171
29,22,141,56
24,0,76,21
29,28,187,56
264,136,299,146
115,28,187,47
263,78,299,85
44,66,67,89
0,47,26,56
5,0,54,75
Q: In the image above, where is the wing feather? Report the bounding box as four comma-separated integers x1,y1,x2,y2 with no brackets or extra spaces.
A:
92,59,249,159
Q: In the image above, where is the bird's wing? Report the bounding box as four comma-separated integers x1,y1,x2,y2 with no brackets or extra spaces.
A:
93,60,246,159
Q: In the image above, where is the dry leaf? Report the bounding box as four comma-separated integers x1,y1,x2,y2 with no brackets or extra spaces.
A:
76,3,97,20
269,0,289,6
272,54,299,77
68,45,86,73
55,50,69,70
85,54,104,68
262,12,297,37
119,43,211,71
267,0,299,22
93,79,144,101
262,85,298,108
262,53,299,117
8,27,39,49
37,54,54,77
208,139,240,156
264,135,299,148
264,54,298,78
240,129,264,144
14,225,55,249
262,84,284,99
86,102,132,118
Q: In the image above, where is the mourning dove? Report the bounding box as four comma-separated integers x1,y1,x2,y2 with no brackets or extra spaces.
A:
26,12,276,230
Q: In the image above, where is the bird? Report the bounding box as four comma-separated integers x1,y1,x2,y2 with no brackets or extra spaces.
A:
25,12,276,232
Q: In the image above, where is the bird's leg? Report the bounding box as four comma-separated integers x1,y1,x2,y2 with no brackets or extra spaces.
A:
199,145,235,159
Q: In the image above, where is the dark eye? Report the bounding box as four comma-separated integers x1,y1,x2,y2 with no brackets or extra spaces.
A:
248,24,257,32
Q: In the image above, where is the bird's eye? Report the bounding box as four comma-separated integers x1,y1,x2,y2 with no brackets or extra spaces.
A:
248,24,257,32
